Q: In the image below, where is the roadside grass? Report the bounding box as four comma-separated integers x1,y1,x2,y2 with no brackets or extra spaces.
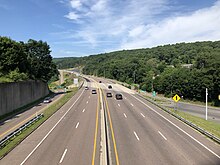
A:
0,87,78,159
169,108,220,139
140,93,220,140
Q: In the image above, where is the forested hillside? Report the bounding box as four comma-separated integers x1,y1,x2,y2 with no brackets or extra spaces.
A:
54,41,220,105
0,37,58,83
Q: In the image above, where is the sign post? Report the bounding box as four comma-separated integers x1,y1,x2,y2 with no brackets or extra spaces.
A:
152,91,156,100
173,94,181,111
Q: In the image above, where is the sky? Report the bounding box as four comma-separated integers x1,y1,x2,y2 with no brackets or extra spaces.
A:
0,0,220,58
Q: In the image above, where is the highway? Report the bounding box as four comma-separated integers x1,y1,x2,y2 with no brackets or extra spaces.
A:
0,76,220,165
139,90,220,123
96,77,220,165
169,102,220,123
0,92,64,141
1,80,100,165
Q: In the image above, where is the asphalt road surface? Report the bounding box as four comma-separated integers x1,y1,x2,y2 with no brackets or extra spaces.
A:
1,81,101,165
1,76,220,165
95,77,220,165
140,90,220,123
169,102,220,123
0,92,64,141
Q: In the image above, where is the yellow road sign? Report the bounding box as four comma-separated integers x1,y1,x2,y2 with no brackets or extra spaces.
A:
218,95,220,100
173,94,181,102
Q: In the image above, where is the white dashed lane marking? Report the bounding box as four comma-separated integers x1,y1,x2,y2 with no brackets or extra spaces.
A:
140,113,145,118
158,131,167,140
134,131,140,141
75,122,79,129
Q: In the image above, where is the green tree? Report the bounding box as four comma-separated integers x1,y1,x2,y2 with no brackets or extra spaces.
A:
24,39,58,82
0,37,28,75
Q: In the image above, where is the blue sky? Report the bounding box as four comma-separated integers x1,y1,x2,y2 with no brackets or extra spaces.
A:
0,0,220,57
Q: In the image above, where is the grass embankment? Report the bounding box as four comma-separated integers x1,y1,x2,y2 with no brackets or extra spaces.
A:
141,94,220,139
0,87,78,159
170,109,220,139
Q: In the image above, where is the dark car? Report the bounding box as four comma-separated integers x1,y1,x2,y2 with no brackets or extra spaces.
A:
99,81,102,83
106,92,112,97
92,89,97,94
43,97,52,103
115,93,123,100
85,86,89,90
108,85,112,89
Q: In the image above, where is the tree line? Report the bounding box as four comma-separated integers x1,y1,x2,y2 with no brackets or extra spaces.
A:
0,36,58,83
54,41,220,106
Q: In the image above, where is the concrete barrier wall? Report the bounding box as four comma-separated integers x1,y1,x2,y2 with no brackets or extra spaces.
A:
0,80,49,116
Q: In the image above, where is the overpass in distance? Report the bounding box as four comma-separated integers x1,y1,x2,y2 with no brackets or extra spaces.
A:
1,76,220,165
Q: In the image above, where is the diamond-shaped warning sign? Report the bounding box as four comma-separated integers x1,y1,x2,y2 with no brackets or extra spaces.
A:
173,94,181,102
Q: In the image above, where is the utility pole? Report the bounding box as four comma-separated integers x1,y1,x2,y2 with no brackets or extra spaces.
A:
206,88,208,120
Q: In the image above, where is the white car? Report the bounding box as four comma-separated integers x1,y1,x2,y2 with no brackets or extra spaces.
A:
43,97,52,103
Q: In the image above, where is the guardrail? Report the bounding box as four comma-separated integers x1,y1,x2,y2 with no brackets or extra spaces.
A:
137,93,220,144
0,113,44,149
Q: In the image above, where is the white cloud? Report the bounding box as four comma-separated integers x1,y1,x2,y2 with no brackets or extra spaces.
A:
70,0,82,9
121,1,220,49
64,11,80,20
60,0,220,55
129,25,145,38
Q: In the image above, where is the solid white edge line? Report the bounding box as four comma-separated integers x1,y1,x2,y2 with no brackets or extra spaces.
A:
133,131,140,141
123,113,127,118
158,131,167,140
75,122,79,129
59,149,67,164
140,113,145,118
131,94,220,159
20,90,85,165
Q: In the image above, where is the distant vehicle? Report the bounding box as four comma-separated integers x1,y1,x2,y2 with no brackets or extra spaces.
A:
85,86,89,90
92,89,97,94
106,92,112,97
108,85,112,89
43,97,52,103
99,81,102,83
115,93,123,100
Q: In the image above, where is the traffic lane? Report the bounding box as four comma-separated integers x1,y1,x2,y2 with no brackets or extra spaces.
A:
0,92,64,140
99,76,220,123
105,89,192,165
104,91,148,165
62,90,100,165
122,92,220,163
167,103,220,123
0,88,86,164
132,93,220,152
23,89,99,165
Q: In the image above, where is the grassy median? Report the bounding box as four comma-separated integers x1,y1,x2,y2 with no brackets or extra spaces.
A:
0,87,78,159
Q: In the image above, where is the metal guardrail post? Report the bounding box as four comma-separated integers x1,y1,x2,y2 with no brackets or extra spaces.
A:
0,113,44,149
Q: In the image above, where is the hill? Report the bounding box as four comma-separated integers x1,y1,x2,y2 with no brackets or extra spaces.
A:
54,41,220,105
